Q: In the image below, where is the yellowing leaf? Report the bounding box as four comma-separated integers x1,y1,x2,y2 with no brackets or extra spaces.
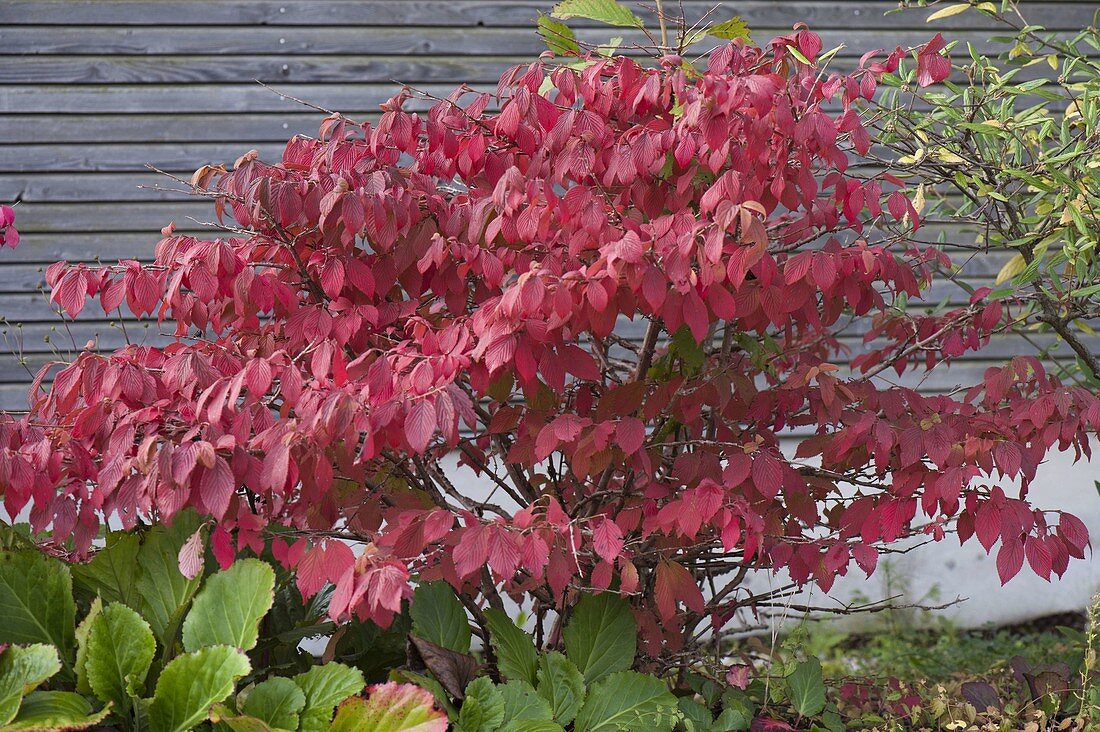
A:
995,253,1027,285
913,184,927,215
707,17,752,42
551,0,643,28
927,3,970,22
935,149,966,164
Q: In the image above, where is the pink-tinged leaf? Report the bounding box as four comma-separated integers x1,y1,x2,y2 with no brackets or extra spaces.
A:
199,456,235,520
453,526,489,579
592,517,624,563
330,682,447,732
916,33,951,87
297,545,328,598
591,560,613,590
211,525,235,570
996,538,1024,585
262,441,290,493
654,560,705,620
751,452,783,499
616,418,646,454
852,543,878,577
178,527,206,580
405,399,437,453
1024,537,1052,581
726,664,752,690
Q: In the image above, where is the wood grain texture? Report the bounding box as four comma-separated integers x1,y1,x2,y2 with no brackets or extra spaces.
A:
0,0,1083,395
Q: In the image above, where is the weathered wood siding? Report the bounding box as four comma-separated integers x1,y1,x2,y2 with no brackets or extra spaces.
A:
0,1,1092,409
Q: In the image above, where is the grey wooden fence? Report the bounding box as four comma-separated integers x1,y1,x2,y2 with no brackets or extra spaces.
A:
0,1,1093,410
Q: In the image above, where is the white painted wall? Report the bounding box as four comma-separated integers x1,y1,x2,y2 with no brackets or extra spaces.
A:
441,445,1100,632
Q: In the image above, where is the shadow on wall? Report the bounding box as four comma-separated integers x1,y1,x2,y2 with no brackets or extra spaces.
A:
747,443,1100,633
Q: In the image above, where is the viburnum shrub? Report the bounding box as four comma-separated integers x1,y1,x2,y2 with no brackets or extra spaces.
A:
0,8,1094,661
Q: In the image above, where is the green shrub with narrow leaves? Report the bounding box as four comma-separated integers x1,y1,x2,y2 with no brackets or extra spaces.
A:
0,519,444,732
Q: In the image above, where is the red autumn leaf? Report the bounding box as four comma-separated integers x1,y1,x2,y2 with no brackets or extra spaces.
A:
997,537,1025,585
916,33,951,87
592,517,624,563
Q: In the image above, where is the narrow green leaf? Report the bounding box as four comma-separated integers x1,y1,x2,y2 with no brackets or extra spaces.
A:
562,594,636,683
572,671,678,732
1,691,111,731
537,14,580,56
535,652,585,725
240,676,305,730
74,597,102,696
484,609,538,685
86,603,156,718
293,662,365,732
0,552,76,670
787,659,826,717
550,0,643,28
0,645,62,725
707,17,752,42
182,559,275,653
456,677,505,732
410,582,471,653
207,705,279,732
148,645,250,732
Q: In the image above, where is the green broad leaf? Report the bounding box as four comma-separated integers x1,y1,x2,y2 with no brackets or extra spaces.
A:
329,682,448,732
715,688,754,731
498,681,553,731
550,0,643,28
240,676,306,730
0,644,62,725
181,559,275,653
677,697,714,732
707,17,751,42
0,551,76,669
484,609,538,685
456,677,505,732
535,652,585,725
293,662,366,732
499,723,564,732
537,14,580,56
787,659,827,717
410,582,471,653
148,645,250,732
1,691,111,731
135,512,204,650
207,705,281,732
572,671,678,732
74,596,102,695
85,602,157,718
562,594,636,684
71,530,142,609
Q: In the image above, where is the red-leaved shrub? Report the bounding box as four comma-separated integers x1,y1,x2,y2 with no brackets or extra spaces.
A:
0,29,1090,652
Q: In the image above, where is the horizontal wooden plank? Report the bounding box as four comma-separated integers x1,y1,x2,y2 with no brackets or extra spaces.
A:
0,1,1091,30
0,143,287,173
3,232,201,263
0,27,1061,58
0,114,336,144
0,174,202,202
0,80,997,116
0,55,523,85
0,83,459,114
9,201,220,232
